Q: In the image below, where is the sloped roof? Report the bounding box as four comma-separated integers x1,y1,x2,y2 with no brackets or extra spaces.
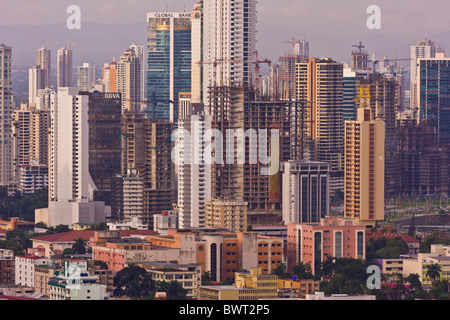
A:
31,229,156,243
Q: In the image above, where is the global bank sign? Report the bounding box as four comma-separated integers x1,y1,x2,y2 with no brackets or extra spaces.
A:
148,12,192,20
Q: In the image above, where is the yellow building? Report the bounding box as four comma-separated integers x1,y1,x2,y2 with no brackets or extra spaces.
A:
205,198,248,232
278,278,320,298
198,268,278,300
235,268,278,299
344,107,385,226
403,244,450,287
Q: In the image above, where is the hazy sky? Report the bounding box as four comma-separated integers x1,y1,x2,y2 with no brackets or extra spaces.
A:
1,0,450,68
1,0,449,36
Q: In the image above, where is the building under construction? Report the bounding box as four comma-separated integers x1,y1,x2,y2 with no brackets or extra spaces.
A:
207,85,308,213
357,73,399,197
112,114,176,226
396,119,449,197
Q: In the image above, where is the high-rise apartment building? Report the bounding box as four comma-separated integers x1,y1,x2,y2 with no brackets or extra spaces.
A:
296,57,345,193
129,43,145,102
191,2,203,104
57,48,72,88
281,160,330,225
343,67,357,121
201,0,256,104
278,39,309,100
357,73,399,196
418,52,450,146
35,87,108,227
147,12,191,122
116,48,142,113
344,108,385,226
205,198,248,232
35,47,51,88
77,63,96,91
12,105,51,178
410,40,436,113
28,65,46,106
177,103,212,229
0,44,13,187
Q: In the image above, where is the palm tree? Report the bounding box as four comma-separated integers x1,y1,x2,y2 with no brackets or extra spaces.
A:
72,237,87,254
426,263,442,284
321,256,336,279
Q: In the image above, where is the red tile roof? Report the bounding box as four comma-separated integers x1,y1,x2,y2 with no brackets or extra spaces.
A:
31,229,156,243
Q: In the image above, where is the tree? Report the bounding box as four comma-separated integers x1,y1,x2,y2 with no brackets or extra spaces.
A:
426,263,442,284
157,280,187,300
72,238,87,254
271,263,287,278
113,265,156,299
320,256,335,279
63,248,75,256
201,271,212,285
292,262,314,279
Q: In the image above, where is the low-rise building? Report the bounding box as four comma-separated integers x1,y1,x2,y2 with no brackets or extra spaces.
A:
34,263,62,296
305,291,376,300
198,268,278,300
139,261,201,299
48,259,109,300
0,249,15,285
403,244,450,287
277,278,320,298
0,217,35,233
15,255,52,287
286,216,367,276
373,259,404,282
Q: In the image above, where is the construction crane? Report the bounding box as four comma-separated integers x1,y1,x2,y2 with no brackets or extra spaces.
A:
352,41,366,54
196,58,227,85
55,41,75,51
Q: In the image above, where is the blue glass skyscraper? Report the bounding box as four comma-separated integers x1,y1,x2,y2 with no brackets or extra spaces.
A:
146,12,191,122
418,53,450,145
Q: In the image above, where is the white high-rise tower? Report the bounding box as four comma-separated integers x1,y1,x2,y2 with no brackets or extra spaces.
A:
35,87,109,227
201,0,257,104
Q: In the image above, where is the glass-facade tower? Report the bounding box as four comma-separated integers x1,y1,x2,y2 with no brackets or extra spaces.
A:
418,54,450,146
146,12,191,122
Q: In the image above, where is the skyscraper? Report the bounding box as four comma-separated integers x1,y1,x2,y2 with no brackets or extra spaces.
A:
418,52,450,146
76,62,96,91
278,39,309,100
410,40,436,113
129,43,145,102
281,160,330,224
35,47,51,88
147,12,191,122
0,44,13,187
57,48,72,88
83,91,122,205
116,48,142,113
296,57,345,193
28,65,46,106
202,0,257,103
36,87,108,227
344,108,385,227
177,103,212,229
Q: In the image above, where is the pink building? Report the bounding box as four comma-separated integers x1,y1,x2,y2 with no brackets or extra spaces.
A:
287,216,367,276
